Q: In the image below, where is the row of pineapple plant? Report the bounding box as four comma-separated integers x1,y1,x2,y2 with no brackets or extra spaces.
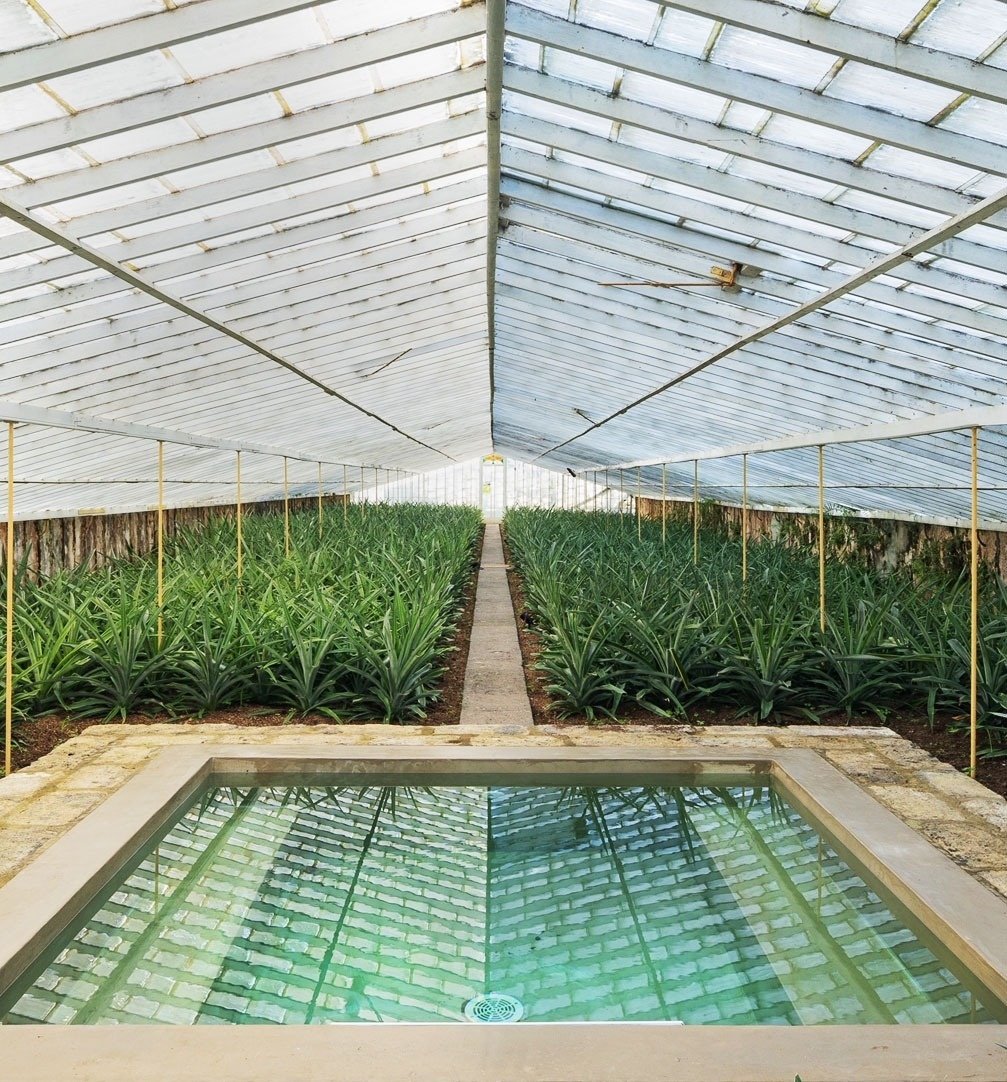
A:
2,503,481,729
505,508,1007,757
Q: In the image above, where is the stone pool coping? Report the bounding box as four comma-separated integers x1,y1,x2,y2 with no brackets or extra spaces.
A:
0,734,1005,1081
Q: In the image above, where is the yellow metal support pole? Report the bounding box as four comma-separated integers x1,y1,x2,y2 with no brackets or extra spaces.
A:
343,463,348,523
4,423,13,778
636,466,642,541
235,451,243,581
742,453,748,584
661,463,667,546
692,459,699,566
283,457,290,558
156,440,164,649
970,426,980,779
818,445,826,634
317,461,323,541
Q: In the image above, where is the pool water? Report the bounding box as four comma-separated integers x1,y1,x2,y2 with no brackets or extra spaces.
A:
1,776,1003,1026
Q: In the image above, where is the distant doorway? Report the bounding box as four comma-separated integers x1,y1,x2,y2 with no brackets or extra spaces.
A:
480,455,506,521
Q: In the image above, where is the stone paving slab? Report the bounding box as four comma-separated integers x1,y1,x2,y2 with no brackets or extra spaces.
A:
0,723,1004,901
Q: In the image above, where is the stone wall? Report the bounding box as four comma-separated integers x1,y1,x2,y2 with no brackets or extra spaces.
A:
637,498,1007,577
0,494,349,578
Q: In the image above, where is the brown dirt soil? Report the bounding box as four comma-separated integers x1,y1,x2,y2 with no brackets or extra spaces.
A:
502,529,1007,800
6,527,483,775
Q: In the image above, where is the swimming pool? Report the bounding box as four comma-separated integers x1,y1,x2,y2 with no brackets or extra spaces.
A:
1,767,1003,1027
0,745,1005,1081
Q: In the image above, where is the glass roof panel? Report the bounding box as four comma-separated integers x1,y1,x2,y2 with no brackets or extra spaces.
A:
37,0,163,36
651,8,718,56
503,92,614,136
720,102,770,133
712,27,838,90
0,1,53,52
262,70,374,113
822,62,961,121
72,117,198,163
578,0,658,41
620,73,725,120
45,53,182,111
939,97,1007,140
167,12,328,80
313,0,461,38
6,147,90,181
186,96,286,137
619,126,731,169
504,35,540,67
759,114,874,159
860,144,987,190
0,85,67,134
829,0,936,37
542,47,620,93
908,0,1007,58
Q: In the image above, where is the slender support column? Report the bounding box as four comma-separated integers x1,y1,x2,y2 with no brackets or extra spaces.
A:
317,461,323,540
636,466,642,541
374,465,379,505
619,468,625,517
4,423,13,778
818,445,826,634
742,453,749,584
156,440,164,649
343,463,348,522
283,457,290,558
661,463,667,546
970,426,980,779
692,459,699,566
235,451,243,581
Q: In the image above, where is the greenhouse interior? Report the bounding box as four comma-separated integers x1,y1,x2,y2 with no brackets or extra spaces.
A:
0,0,1006,1078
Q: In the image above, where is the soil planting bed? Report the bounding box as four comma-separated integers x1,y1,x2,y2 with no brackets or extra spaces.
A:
5,532,481,776
502,530,1007,800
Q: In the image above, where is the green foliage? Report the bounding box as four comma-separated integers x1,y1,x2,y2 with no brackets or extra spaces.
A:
505,508,1007,754
2,504,480,727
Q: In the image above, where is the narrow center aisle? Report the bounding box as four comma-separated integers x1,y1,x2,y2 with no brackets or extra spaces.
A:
459,524,534,728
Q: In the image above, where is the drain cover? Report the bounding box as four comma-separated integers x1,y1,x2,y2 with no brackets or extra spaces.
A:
463,993,525,1023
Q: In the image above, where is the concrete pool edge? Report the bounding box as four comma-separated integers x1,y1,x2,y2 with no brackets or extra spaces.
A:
2,1022,1007,1082
0,743,1005,1082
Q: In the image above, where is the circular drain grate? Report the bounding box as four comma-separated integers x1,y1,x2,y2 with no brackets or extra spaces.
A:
463,993,525,1023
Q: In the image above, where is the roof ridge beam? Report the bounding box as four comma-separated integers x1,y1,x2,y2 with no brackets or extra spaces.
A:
507,5,1007,175
652,0,1007,105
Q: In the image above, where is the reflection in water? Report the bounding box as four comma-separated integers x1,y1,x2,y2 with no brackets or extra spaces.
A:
1,780,1002,1025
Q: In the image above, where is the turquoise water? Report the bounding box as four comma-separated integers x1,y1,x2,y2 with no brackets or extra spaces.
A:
1,776,1003,1025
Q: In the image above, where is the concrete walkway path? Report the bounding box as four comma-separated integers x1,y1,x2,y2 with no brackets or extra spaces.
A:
458,523,534,728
